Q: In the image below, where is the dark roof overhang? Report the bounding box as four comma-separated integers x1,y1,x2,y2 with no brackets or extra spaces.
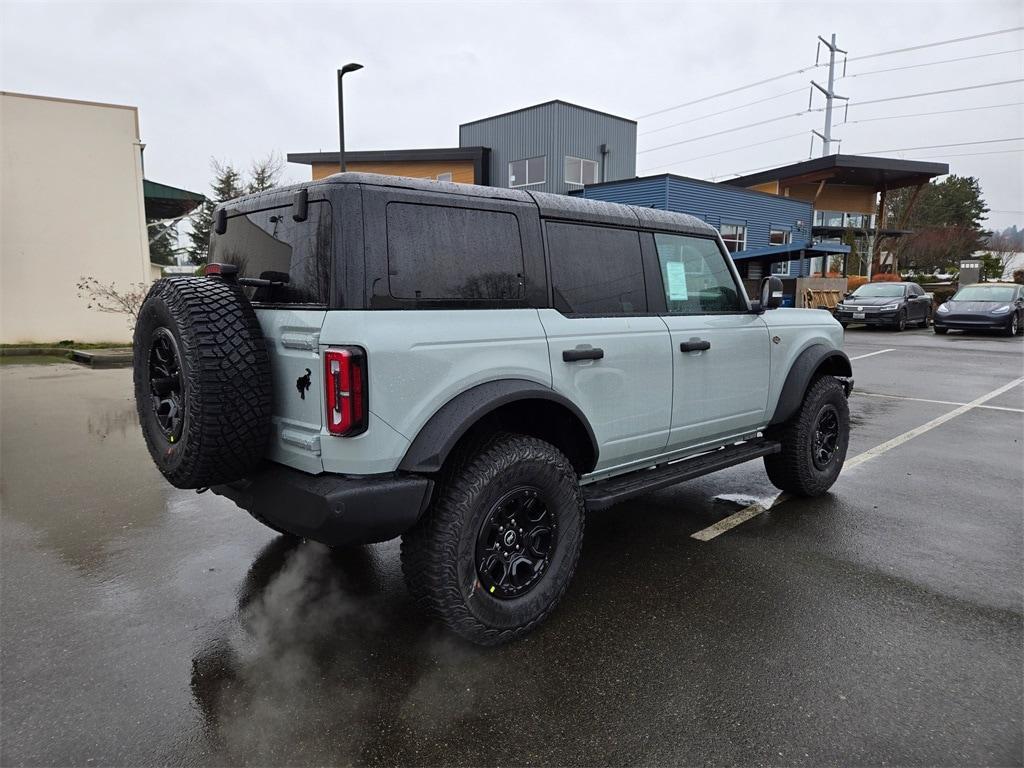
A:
143,179,205,220
722,154,949,192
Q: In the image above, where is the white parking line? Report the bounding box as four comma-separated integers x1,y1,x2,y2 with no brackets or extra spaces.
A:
850,348,895,360
690,376,1024,542
855,391,1024,414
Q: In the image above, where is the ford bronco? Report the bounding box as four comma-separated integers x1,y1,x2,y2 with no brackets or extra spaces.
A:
133,173,853,645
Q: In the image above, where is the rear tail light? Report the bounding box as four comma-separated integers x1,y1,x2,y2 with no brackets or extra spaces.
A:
324,347,368,436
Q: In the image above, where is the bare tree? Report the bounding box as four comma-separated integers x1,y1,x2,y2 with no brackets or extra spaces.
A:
76,277,150,329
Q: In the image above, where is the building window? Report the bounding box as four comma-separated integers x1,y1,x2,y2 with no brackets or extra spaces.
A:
564,156,599,186
720,223,746,253
509,156,545,187
771,261,791,276
436,172,452,182
769,228,791,246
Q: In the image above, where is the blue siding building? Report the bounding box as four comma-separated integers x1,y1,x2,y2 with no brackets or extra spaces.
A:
572,174,848,279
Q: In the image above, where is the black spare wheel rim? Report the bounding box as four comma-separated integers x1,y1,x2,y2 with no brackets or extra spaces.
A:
476,486,557,599
812,404,841,471
148,327,185,444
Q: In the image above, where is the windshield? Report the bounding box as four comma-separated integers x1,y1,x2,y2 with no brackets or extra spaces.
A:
952,285,1016,302
851,284,905,298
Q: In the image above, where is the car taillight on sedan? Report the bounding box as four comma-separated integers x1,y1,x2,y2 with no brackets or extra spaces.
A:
324,347,368,436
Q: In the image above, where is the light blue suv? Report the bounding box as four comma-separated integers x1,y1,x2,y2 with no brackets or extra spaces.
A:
133,174,853,645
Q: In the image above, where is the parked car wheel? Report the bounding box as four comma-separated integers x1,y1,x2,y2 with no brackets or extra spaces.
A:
400,434,584,645
1003,313,1020,337
934,326,949,335
132,277,272,489
894,310,907,332
764,376,850,497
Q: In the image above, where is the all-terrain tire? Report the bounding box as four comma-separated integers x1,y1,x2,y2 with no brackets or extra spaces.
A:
764,376,850,497
133,277,272,489
400,434,584,646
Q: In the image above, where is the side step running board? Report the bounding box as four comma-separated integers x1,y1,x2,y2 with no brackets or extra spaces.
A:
583,439,781,511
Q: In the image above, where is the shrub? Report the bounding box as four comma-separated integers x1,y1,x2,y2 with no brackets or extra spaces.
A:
1014,269,1024,285
871,272,901,282
847,275,868,291
932,287,956,305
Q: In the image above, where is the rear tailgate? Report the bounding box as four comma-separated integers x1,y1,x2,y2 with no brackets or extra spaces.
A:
255,308,327,474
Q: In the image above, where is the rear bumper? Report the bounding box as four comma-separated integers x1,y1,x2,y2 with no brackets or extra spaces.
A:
212,464,434,546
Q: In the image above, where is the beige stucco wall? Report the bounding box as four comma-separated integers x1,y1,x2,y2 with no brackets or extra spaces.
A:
1,92,150,343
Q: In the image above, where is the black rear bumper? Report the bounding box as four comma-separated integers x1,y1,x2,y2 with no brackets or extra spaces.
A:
212,465,434,546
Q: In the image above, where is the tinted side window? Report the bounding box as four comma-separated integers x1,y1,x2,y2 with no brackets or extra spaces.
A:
654,233,744,313
546,222,646,314
386,203,525,301
210,201,331,304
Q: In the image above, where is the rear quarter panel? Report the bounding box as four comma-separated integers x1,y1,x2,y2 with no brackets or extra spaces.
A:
318,309,552,474
762,308,845,416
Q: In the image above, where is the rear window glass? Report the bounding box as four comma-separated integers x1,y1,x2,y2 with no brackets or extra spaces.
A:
654,233,743,313
386,203,525,301
546,222,646,314
210,201,331,304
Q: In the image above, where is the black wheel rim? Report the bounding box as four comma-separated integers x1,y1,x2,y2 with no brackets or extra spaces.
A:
475,486,557,600
148,328,185,443
812,404,841,471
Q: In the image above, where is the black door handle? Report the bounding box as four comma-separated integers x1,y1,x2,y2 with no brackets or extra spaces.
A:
679,339,711,352
563,347,604,362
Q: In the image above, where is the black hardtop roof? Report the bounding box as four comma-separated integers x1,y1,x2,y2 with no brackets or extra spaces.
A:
221,172,715,238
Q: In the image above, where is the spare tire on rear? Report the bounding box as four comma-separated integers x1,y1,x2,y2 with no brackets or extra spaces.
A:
133,277,272,489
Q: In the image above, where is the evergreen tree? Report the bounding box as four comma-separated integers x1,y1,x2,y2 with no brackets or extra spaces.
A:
885,175,990,272
247,153,284,194
187,160,245,265
147,221,178,265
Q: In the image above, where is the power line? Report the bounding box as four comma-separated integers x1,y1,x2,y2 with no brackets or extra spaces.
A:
879,149,1023,161
846,78,1024,110
841,48,1024,79
858,137,1024,154
635,62,825,119
633,27,1022,126
638,110,814,154
638,131,809,174
838,101,1024,126
639,87,806,136
846,26,1024,63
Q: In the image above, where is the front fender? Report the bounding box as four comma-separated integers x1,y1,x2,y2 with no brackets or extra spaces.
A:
770,344,852,425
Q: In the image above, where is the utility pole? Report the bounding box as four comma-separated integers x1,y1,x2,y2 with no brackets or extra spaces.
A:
810,33,848,157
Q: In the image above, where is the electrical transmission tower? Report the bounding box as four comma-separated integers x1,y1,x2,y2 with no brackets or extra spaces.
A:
810,33,849,156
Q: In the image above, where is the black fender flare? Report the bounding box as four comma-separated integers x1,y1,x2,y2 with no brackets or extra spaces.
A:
398,379,599,474
770,344,853,425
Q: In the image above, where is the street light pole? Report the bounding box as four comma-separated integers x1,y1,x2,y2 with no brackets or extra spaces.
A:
337,62,363,173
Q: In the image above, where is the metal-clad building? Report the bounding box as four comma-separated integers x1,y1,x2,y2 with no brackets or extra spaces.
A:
459,100,636,196
573,174,847,278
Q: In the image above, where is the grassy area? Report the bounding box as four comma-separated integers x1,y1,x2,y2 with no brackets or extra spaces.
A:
0,355,73,366
1,341,130,350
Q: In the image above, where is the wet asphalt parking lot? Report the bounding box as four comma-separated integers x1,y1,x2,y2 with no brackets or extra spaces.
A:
1,327,1022,767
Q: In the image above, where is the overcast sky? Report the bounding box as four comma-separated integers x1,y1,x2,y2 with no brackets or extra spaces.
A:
2,1,1021,229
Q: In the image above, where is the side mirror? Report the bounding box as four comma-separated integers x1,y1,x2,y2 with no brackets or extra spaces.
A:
759,276,784,310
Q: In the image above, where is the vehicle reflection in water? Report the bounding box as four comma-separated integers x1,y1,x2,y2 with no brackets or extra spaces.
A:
189,536,494,764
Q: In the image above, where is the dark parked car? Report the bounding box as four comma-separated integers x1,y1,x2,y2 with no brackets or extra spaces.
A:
834,282,931,331
934,283,1024,336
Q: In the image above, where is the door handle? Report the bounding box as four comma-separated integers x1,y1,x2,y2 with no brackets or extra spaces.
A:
563,347,604,362
679,339,711,352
